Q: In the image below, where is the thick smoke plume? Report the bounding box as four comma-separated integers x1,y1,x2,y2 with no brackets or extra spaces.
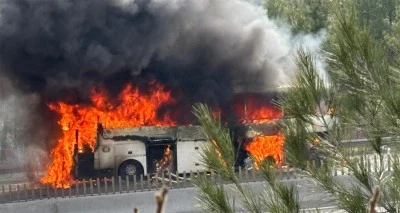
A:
0,0,292,102
0,0,319,177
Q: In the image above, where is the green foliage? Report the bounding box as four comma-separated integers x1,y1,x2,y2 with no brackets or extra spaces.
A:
265,0,400,61
279,48,334,119
380,157,400,211
385,5,400,61
280,118,310,169
354,0,396,39
192,1,400,212
336,186,368,213
192,173,235,213
265,184,300,213
266,0,399,38
259,161,301,213
192,103,236,182
279,48,374,212
327,6,400,137
265,0,330,34
277,2,400,212
192,103,300,213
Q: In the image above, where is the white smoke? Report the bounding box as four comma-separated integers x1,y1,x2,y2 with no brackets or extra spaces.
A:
0,78,49,180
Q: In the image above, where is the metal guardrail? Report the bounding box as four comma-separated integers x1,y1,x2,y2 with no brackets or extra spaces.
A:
340,136,398,147
0,166,302,204
0,154,394,205
0,136,396,204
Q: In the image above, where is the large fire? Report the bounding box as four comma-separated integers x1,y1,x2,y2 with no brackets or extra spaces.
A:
41,82,285,187
234,94,282,124
235,94,285,167
245,133,285,166
41,81,175,187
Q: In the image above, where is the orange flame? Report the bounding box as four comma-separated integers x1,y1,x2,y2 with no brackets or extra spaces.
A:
212,107,222,120
234,94,282,124
245,133,285,167
41,81,175,187
155,145,174,173
234,94,285,166
211,140,228,167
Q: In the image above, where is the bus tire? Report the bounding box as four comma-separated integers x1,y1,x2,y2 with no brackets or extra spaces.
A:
118,160,144,180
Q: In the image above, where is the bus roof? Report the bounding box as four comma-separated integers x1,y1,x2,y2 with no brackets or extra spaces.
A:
102,125,207,141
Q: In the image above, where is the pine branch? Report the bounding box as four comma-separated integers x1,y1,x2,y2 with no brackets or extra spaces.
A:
369,186,380,213
193,103,260,212
132,187,169,213
192,172,235,213
192,103,300,213
155,187,169,213
277,4,400,211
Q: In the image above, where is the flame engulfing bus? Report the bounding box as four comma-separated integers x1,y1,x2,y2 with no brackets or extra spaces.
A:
74,121,283,179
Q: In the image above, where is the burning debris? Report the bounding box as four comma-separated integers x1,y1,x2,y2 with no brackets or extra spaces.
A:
154,145,173,174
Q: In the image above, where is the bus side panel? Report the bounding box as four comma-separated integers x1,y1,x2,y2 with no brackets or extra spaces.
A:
115,155,147,175
176,140,208,172
95,140,146,170
114,142,147,174
95,139,115,170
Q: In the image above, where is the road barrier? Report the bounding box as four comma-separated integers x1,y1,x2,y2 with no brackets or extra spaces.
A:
0,153,395,204
0,166,301,204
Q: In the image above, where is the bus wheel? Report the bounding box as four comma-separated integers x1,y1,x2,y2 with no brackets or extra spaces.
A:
118,160,144,180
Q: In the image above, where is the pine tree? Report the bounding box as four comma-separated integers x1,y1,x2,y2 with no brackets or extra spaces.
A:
192,2,400,213
278,5,400,213
265,0,330,34
192,103,300,213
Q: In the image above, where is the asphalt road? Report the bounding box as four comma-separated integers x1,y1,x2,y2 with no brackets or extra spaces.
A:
0,176,347,213
130,178,339,213
0,166,372,213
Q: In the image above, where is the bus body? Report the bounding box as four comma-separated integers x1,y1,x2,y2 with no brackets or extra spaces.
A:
86,125,208,178
75,122,281,178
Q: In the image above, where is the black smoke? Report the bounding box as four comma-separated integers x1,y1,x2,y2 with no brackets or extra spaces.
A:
0,0,297,177
0,0,291,105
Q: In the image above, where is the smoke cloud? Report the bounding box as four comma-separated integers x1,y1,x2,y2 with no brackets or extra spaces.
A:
0,0,293,103
0,78,54,179
0,0,326,177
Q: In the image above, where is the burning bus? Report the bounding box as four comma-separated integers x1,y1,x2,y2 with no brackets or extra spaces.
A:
39,81,334,188
70,89,285,179
76,125,209,179
72,93,333,180
0,0,334,189
75,121,282,179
